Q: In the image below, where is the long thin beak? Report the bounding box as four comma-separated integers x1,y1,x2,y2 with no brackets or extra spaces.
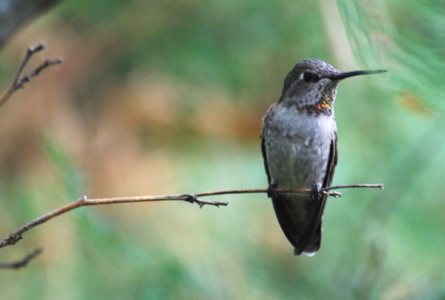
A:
329,69,387,80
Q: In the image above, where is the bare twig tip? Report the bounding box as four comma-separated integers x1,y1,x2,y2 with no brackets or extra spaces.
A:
0,43,62,107
29,44,45,54
51,58,63,65
0,247,44,270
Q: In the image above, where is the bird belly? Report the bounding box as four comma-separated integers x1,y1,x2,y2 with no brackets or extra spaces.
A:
263,115,335,190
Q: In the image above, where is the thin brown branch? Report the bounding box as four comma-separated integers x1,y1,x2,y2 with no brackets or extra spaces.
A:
321,184,384,192
0,43,62,107
0,248,43,270
0,183,383,249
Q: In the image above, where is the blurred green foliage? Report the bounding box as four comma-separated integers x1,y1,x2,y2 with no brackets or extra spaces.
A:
0,0,444,299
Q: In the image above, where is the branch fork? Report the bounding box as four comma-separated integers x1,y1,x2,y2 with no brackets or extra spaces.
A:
0,43,62,107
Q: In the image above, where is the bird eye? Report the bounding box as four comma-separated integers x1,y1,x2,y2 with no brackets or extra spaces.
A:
303,72,320,82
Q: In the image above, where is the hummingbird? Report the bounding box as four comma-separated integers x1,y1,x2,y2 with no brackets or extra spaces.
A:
261,58,386,256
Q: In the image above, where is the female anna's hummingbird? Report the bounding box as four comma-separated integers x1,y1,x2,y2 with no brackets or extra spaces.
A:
261,59,386,256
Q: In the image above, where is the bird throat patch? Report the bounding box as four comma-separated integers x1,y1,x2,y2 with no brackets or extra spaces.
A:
315,91,335,110
299,91,335,116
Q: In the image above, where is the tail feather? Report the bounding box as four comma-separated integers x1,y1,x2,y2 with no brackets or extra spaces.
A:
271,194,325,255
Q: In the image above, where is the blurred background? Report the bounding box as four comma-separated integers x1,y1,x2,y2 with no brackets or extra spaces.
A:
0,0,444,299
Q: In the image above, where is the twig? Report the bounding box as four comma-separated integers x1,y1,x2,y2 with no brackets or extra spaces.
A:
0,43,62,107
0,183,383,249
321,184,384,192
0,248,43,270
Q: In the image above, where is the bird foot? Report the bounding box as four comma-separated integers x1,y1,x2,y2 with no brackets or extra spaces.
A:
267,183,278,199
310,183,322,201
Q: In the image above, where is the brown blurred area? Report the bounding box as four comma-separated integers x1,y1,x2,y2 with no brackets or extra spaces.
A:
0,22,267,200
